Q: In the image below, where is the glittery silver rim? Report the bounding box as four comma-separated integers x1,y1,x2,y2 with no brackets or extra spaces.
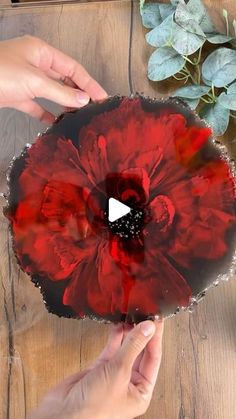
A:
2,93,236,324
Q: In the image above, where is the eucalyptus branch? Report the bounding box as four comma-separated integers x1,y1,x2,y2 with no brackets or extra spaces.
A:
205,93,214,101
211,84,216,100
200,96,214,104
233,20,236,38
196,45,203,65
204,85,217,103
183,46,203,67
223,9,229,37
173,74,189,81
183,56,195,65
183,66,198,85
196,65,201,84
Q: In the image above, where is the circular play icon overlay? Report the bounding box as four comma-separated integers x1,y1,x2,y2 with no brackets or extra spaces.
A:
4,96,236,323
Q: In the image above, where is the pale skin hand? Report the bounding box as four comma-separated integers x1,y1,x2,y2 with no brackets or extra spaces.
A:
28,320,164,419
0,35,107,124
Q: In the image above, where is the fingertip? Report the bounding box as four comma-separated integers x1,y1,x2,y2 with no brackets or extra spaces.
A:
96,89,109,101
88,83,108,101
76,90,90,106
154,317,164,329
154,315,164,322
139,320,156,337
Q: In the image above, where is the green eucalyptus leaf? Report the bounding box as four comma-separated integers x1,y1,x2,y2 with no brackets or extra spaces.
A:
227,82,236,94
207,34,233,44
175,2,206,37
230,39,236,49
178,97,200,109
171,21,205,55
202,48,236,87
218,92,236,110
218,82,236,110
187,0,216,33
172,85,210,99
148,47,185,81
200,101,230,136
146,14,173,47
202,76,212,87
159,4,176,21
141,4,162,29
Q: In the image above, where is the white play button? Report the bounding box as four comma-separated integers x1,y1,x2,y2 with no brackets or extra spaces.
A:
108,198,131,223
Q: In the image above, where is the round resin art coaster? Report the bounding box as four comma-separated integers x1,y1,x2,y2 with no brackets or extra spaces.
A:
4,96,236,323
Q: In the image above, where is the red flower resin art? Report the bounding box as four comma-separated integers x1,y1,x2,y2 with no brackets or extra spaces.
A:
4,96,236,323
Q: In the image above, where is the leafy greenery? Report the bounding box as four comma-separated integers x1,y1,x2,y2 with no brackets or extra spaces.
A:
148,47,185,81
202,48,236,87
140,0,236,136
219,82,236,110
200,102,230,136
173,85,211,98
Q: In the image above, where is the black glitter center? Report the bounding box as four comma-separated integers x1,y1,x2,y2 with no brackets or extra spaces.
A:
107,207,144,239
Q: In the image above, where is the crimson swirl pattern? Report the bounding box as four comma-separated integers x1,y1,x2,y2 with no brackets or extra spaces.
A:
5,97,236,323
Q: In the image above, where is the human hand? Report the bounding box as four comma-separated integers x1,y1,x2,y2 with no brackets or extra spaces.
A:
29,320,164,419
0,36,107,124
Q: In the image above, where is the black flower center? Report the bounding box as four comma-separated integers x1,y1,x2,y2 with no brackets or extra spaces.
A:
86,173,148,239
106,207,145,239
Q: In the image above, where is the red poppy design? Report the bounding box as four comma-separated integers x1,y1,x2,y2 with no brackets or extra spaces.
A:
5,96,236,323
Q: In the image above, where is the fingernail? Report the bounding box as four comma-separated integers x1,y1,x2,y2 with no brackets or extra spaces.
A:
76,91,90,105
140,321,155,337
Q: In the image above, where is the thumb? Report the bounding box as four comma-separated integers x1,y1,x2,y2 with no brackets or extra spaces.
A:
115,321,156,370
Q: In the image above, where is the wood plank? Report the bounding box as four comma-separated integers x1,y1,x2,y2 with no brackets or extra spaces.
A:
0,2,235,419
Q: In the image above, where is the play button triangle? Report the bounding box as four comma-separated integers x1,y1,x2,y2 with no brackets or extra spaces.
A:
108,198,131,223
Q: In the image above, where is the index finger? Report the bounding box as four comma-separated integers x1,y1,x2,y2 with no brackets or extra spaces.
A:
138,320,164,386
41,44,108,101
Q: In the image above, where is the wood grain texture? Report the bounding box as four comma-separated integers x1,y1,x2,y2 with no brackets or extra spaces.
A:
0,2,236,418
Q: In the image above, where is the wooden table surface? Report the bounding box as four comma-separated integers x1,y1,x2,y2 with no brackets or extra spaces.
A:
0,2,236,418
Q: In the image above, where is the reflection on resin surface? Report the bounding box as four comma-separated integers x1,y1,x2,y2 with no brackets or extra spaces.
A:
4,96,236,323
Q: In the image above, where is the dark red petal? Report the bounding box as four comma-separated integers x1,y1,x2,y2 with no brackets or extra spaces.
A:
26,136,89,188
167,179,197,230
63,240,125,316
96,241,127,314
169,208,234,268
126,148,163,179
150,195,175,233
126,248,192,313
105,168,150,206
41,180,89,238
14,228,75,280
119,168,150,204
150,156,187,197
78,132,111,186
197,160,235,213
18,168,46,202
110,235,144,265
64,239,192,318
78,100,188,178
175,126,212,168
